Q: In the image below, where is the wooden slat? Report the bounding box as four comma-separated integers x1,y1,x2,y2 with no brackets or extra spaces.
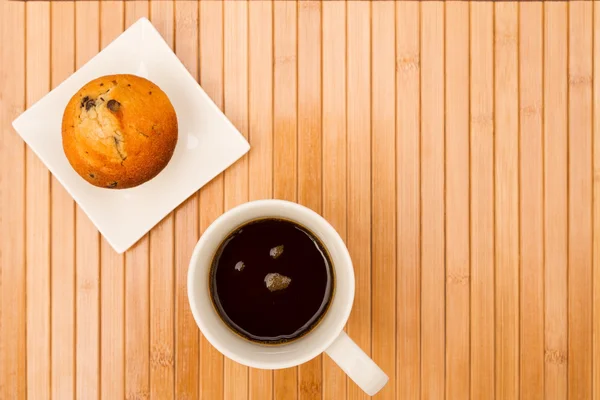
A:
50,3,76,398
371,1,396,399
149,3,176,399
174,1,200,399
198,1,225,397
25,3,51,399
99,3,125,399
470,3,495,398
0,1,26,398
346,2,371,399
248,0,273,203
321,1,347,398
494,3,519,399
519,2,545,399
297,3,321,223
248,0,274,399
197,183,225,400
297,1,322,398
123,3,150,400
223,1,249,398
395,2,421,399
568,2,594,399
444,2,470,399
148,217,175,400
123,225,151,400
100,232,125,399
594,3,600,399
273,1,298,398
544,3,569,399
74,2,101,398
273,0,298,203
420,3,445,398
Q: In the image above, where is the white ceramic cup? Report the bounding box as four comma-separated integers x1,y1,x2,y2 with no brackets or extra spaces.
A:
187,199,389,396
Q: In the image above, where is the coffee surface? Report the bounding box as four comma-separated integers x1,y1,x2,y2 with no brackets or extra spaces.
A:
210,218,334,344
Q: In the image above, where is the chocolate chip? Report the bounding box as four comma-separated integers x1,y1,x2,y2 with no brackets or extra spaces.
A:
80,96,96,110
100,83,104,87
149,91,152,95
112,80,117,85
89,173,95,178
100,97,104,101
107,99,121,112
107,182,118,188
127,84,131,87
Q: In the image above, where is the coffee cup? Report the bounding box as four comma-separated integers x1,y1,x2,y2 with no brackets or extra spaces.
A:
187,199,388,396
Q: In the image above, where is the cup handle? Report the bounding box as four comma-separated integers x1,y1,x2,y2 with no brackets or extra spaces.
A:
325,331,389,396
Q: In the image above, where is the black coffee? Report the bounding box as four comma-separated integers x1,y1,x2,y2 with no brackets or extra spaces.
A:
209,218,334,344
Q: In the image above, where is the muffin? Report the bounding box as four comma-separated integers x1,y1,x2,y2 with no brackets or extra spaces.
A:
62,74,178,189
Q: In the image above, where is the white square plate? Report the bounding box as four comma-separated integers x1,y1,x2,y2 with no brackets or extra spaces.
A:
13,18,250,254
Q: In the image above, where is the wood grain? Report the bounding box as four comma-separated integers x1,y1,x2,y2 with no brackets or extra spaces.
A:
494,3,520,399
0,1,26,398
470,3,495,398
273,1,298,398
322,1,347,399
149,3,176,399
346,2,371,399
445,2,470,399
99,4,125,399
371,1,396,399
519,2,545,399
198,1,225,398
544,3,569,399
273,0,297,203
248,1,274,399
174,1,200,399
51,3,76,398
25,3,51,399
223,1,249,398
75,2,101,398
395,2,421,399
420,3,445,398
568,2,594,399
298,1,322,398
2,2,600,399
594,3,600,399
123,3,151,400
248,0,274,205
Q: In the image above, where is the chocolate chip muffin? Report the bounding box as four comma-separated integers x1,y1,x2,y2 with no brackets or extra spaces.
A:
62,74,178,189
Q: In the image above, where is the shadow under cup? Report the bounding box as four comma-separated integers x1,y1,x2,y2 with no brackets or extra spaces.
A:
187,199,355,370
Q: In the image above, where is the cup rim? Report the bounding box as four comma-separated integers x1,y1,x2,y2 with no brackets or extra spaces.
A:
187,199,355,369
